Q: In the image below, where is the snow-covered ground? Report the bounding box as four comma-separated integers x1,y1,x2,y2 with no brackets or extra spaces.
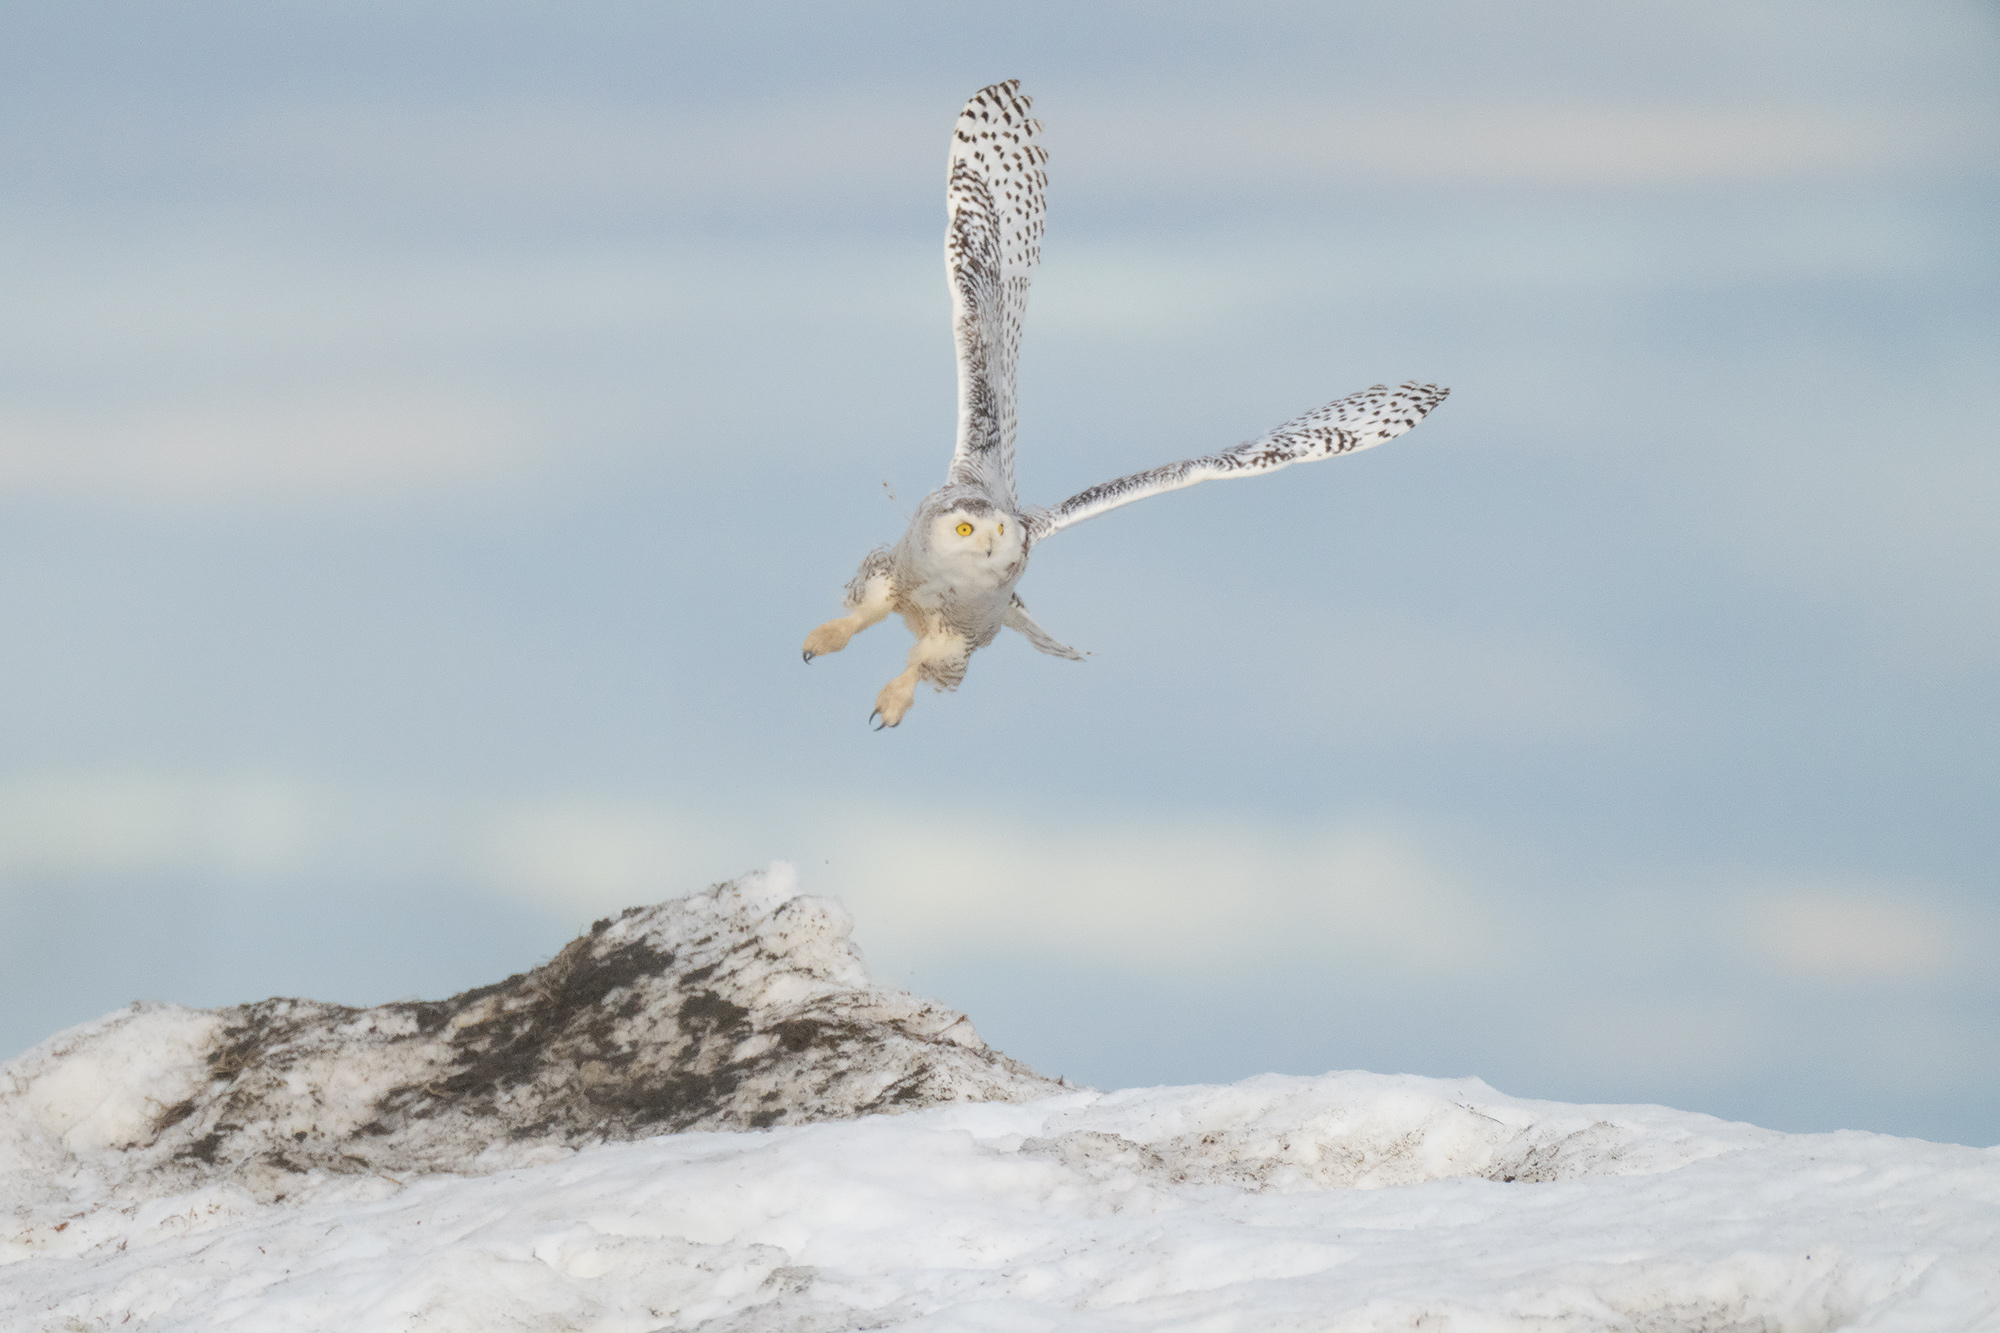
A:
5,869,1998,1331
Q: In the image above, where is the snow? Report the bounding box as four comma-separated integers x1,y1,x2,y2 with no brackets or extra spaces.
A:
5,868,1998,1330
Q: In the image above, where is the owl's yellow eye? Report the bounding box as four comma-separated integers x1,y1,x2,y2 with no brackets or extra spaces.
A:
955,521,973,536
998,522,1005,535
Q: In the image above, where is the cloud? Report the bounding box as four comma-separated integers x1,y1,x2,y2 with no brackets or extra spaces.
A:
1547,996,1768,1086
0,773,313,881
1277,614,1640,744
1100,601,1643,747
443,788,1517,977
0,219,941,505
47,95,1987,223
0,773,466,884
1739,885,1965,983
5,771,1989,998
472,801,716,907
0,393,533,505
1702,438,2000,674
820,815,1509,976
232,99,934,214
1060,101,1997,194
0,770,1509,977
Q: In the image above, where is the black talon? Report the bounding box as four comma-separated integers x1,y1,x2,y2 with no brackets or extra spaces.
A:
869,709,888,731
803,650,815,663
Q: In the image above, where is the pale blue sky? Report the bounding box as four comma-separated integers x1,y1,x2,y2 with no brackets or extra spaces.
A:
2,1,1996,1144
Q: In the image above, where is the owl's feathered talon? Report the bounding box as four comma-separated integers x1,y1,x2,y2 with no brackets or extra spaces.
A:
804,619,860,660
869,709,889,731
872,666,920,729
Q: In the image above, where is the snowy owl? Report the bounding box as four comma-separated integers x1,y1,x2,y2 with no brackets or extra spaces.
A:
804,80,1449,728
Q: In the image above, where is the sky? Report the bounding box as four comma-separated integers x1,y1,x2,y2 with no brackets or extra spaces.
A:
1,1,1996,1145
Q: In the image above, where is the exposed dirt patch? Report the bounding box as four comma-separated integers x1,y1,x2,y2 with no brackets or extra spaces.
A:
91,869,1062,1191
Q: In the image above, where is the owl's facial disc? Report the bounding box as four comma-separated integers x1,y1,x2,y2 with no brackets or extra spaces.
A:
933,508,1023,566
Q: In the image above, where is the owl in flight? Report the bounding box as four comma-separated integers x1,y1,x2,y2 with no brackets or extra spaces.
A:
805,80,1448,728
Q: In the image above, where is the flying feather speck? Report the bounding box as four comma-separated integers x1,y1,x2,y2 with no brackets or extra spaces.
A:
803,80,1449,728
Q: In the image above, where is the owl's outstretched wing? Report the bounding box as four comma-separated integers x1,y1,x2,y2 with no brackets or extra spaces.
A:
1025,381,1448,540
944,80,1046,509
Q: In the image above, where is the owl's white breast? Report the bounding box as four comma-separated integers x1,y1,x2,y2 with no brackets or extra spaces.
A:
891,511,1028,648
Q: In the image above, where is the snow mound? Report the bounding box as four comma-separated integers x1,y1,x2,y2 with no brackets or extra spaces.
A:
6,1072,1998,1331
1021,1072,1756,1189
0,865,1059,1203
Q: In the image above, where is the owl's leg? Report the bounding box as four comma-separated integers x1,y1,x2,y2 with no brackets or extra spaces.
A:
871,666,922,730
871,634,966,730
803,573,893,662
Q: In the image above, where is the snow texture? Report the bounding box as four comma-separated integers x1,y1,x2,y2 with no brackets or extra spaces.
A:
5,866,1998,1331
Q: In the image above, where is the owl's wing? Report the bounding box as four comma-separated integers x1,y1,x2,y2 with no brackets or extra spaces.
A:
1005,593,1083,660
944,80,1046,509
1025,381,1448,540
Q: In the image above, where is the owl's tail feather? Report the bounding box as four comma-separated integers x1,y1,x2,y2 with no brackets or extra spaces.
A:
1005,594,1085,661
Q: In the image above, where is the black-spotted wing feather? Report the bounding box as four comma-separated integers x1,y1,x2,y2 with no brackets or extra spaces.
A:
944,80,1046,508
1027,381,1449,539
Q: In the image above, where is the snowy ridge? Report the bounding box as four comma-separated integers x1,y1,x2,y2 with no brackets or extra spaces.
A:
5,867,1999,1330
6,1071,1999,1331
0,865,1058,1206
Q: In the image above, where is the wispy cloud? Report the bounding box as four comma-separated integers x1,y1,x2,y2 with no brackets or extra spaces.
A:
0,771,1506,974
1270,613,1642,744
1061,101,1998,193
0,772,461,883
1548,996,1769,1085
1075,602,1646,747
1739,883,1965,983
823,815,1510,975
19,770,1990,993
5,768,1992,1106
0,393,533,505
30,96,1987,221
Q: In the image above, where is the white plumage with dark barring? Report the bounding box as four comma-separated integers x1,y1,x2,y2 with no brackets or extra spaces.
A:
804,80,1449,728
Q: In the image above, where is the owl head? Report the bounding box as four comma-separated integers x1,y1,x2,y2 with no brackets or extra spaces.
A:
925,497,1025,580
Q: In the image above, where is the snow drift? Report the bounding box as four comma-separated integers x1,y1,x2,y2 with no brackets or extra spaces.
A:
5,865,1999,1331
